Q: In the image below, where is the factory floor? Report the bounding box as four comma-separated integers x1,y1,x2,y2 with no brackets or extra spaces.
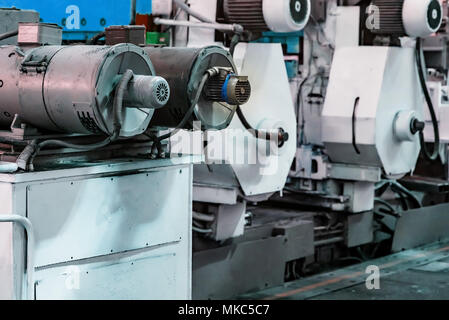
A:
241,240,449,300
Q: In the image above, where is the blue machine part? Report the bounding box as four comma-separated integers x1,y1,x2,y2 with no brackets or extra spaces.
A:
252,31,303,78
0,0,152,40
252,31,303,55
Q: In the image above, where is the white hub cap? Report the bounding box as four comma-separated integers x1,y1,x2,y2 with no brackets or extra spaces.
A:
262,0,311,33
403,0,443,37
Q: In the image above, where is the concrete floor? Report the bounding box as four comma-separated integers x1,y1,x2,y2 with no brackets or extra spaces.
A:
241,240,449,300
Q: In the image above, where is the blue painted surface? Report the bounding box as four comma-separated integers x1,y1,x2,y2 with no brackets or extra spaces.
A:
252,31,303,54
252,31,303,78
0,0,152,40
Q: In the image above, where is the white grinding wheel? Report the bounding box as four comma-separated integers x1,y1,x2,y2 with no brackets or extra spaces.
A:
403,0,443,37
262,0,311,33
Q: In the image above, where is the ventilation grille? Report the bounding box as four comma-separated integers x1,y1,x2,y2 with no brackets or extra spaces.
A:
234,80,251,104
78,112,102,134
205,73,251,105
369,0,406,36
204,75,226,102
155,81,170,105
223,0,268,32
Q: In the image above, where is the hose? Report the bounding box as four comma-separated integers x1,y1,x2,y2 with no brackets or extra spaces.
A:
155,72,211,143
0,29,18,41
24,70,135,171
416,38,440,161
192,226,213,234
193,211,215,222
390,180,422,208
229,33,241,57
236,106,288,145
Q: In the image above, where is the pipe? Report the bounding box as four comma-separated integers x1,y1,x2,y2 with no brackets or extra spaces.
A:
314,237,344,247
130,0,137,25
0,215,34,300
192,226,213,234
0,29,18,41
154,18,240,33
173,0,214,23
193,211,215,223
0,161,19,173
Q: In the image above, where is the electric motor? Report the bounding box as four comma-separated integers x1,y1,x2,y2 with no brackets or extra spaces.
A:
368,0,443,37
223,0,311,33
144,46,251,130
0,43,169,137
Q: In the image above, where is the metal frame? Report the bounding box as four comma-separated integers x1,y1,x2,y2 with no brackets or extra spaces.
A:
0,215,34,300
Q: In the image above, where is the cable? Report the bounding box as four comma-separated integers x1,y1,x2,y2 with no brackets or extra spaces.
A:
25,70,135,171
390,180,422,208
416,38,440,161
155,72,210,143
236,106,286,143
229,33,241,57
87,31,106,45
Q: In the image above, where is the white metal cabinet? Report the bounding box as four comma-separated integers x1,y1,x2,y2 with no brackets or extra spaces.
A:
0,158,194,300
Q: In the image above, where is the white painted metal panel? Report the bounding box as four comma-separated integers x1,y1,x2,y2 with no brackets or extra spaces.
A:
0,184,14,300
35,251,184,300
227,43,297,196
322,46,422,176
28,168,191,267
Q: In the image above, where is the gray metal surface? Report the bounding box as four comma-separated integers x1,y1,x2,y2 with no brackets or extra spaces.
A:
346,211,374,248
145,46,237,130
241,240,449,300
193,216,314,299
392,203,449,252
193,236,287,300
0,43,158,136
0,8,39,45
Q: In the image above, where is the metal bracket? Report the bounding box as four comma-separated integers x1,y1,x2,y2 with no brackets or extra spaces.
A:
0,215,35,300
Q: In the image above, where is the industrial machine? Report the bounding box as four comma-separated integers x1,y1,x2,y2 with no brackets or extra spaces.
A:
0,6,252,300
3,0,449,302
148,0,449,299
0,0,152,41
283,0,449,296
147,0,312,299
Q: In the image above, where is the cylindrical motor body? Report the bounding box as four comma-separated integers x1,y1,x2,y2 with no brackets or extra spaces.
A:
0,43,167,137
204,69,251,106
144,46,242,130
368,0,442,37
223,0,311,33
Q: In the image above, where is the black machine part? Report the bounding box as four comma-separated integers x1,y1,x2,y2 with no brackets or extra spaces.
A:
366,0,442,37
204,68,251,106
144,46,243,130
